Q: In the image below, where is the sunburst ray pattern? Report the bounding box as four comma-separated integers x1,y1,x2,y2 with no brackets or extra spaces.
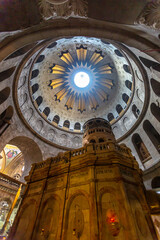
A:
49,45,114,113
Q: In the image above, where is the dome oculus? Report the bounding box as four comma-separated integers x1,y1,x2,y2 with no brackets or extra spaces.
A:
74,71,90,88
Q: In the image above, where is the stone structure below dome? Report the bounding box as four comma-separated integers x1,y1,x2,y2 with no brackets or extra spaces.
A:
8,119,159,240
82,118,115,146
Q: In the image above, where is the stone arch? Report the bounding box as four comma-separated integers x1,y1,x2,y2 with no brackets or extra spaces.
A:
59,134,68,145
112,126,119,137
116,104,123,114
0,106,13,135
90,139,96,143
72,136,81,147
43,107,50,117
48,129,56,141
0,67,16,82
35,55,45,63
31,83,39,94
132,104,140,119
125,80,132,90
35,120,43,133
74,122,81,130
99,187,127,239
19,93,28,108
47,42,57,49
63,120,70,128
150,103,160,122
123,117,130,130
139,56,160,72
53,115,60,124
18,76,27,89
122,93,129,104
136,89,144,103
143,120,160,153
64,191,90,240
35,96,43,106
151,78,160,97
151,176,160,189
31,69,39,79
0,19,159,64
114,49,123,57
108,113,114,122
8,136,43,179
127,191,152,239
10,199,37,240
0,87,10,105
5,43,36,60
99,138,105,143
123,64,131,74
23,108,34,122
34,195,61,240
132,133,151,164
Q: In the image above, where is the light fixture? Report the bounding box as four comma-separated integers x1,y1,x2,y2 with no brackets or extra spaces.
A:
74,71,90,88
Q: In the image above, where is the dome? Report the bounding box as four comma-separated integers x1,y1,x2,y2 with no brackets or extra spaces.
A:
28,37,133,131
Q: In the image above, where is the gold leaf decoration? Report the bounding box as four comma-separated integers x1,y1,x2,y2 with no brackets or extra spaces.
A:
49,46,114,113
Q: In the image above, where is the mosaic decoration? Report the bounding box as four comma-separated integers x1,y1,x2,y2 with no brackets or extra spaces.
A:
49,46,113,113
3,145,21,167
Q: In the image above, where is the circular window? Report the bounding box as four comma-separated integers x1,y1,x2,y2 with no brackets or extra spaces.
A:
74,71,90,88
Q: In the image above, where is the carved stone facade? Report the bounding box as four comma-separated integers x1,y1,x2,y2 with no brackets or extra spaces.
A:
8,119,159,240
137,0,160,29
38,0,88,18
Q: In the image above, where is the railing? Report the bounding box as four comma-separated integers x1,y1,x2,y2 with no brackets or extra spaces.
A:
0,172,25,187
33,142,132,170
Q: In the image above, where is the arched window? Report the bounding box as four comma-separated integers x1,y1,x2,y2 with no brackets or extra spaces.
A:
0,106,13,135
0,67,16,82
151,78,160,97
47,42,57,48
123,64,131,74
151,176,160,189
53,115,60,124
90,139,96,143
5,43,36,60
132,133,151,163
35,96,43,106
139,56,160,72
143,120,160,153
122,93,129,104
43,107,50,117
74,122,81,130
114,49,123,57
108,113,114,122
31,69,39,79
116,104,123,114
35,55,45,63
132,104,140,119
0,87,10,105
150,103,160,122
63,120,70,128
99,138,105,143
125,80,132,90
32,83,39,94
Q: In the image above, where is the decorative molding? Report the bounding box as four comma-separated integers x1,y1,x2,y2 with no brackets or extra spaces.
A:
38,0,88,19
136,0,160,29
